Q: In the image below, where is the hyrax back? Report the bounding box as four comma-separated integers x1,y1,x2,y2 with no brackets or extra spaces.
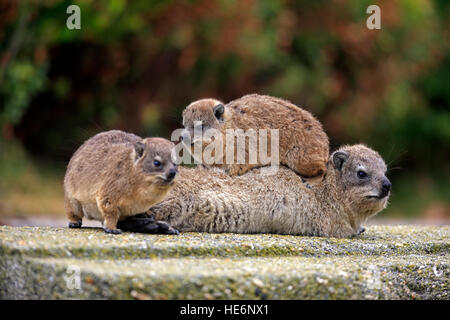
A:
182,94,329,178
64,130,177,234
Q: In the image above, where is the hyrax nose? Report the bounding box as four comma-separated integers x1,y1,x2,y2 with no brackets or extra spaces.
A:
166,168,177,182
381,178,392,194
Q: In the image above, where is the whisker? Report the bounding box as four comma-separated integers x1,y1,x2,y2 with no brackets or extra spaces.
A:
385,145,408,169
387,166,403,172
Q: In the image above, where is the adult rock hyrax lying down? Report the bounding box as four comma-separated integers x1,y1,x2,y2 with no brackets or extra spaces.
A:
64,130,179,234
181,94,329,179
144,144,391,238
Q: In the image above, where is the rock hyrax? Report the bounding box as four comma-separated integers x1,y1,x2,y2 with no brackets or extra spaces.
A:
181,94,329,178
148,144,391,238
64,130,178,234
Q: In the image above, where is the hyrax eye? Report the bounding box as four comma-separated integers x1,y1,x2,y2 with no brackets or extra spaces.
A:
153,160,161,167
357,170,367,178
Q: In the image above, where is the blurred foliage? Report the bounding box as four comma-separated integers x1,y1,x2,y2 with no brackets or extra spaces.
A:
0,140,64,215
0,0,449,217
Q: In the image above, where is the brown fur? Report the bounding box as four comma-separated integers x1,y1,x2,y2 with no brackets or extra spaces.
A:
64,130,177,234
182,94,329,178
149,144,390,238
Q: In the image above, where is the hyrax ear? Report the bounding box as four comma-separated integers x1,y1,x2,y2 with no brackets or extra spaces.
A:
213,103,225,121
332,151,349,171
134,141,145,160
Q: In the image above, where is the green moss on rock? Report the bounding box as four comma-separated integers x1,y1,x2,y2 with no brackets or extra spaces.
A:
0,225,448,299
0,225,448,259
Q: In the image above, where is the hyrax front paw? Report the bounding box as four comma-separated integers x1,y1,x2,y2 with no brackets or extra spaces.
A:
156,221,180,235
68,221,82,228
357,226,366,235
117,213,155,231
103,227,123,235
118,215,179,235
117,213,154,232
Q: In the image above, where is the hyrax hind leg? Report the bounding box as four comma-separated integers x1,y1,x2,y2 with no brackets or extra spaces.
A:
65,196,83,228
96,196,122,234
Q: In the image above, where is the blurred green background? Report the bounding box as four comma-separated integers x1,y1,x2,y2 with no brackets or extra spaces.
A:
0,0,449,222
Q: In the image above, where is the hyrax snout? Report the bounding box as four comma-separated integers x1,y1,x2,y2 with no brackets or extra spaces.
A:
64,130,178,234
181,94,329,179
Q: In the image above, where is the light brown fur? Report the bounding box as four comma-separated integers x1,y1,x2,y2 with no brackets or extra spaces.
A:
64,130,177,234
149,144,391,238
182,94,329,178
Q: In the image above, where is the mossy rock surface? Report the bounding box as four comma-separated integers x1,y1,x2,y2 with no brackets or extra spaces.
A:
0,225,449,299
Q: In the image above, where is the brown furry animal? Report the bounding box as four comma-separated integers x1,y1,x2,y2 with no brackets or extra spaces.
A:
181,94,329,178
64,130,178,234
148,144,391,238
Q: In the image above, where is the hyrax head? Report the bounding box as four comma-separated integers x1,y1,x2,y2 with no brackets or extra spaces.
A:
181,98,225,145
331,144,391,218
133,137,177,186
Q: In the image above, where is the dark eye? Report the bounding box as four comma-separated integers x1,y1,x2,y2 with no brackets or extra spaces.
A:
357,170,367,178
153,160,161,167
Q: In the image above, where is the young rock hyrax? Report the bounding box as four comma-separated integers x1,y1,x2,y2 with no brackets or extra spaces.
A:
64,130,178,234
147,144,391,238
181,94,329,178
